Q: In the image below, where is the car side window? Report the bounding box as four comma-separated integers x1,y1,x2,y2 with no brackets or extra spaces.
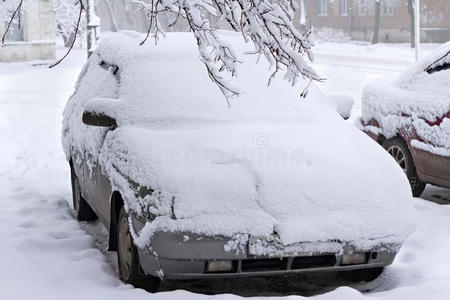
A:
99,60,121,84
77,54,120,100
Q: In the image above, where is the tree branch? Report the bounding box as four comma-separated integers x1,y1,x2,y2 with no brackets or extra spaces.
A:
1,0,23,45
49,1,84,68
134,0,322,102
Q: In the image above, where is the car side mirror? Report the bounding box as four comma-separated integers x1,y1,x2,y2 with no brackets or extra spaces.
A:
328,94,354,120
82,111,117,127
82,97,120,127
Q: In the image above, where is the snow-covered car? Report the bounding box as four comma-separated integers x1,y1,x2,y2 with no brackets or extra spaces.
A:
63,32,414,291
359,43,450,197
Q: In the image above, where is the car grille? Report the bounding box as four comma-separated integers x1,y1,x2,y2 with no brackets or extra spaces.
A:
241,258,288,272
291,255,337,269
238,255,337,273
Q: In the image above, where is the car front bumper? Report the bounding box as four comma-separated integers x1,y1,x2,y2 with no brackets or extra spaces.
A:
131,217,398,280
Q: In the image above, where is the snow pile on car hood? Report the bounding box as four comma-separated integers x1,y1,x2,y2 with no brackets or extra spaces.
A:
361,42,450,156
64,32,415,251
101,121,414,250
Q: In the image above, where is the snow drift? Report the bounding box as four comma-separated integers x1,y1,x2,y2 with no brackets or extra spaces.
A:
62,31,415,252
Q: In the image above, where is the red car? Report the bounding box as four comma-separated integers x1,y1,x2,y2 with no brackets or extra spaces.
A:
359,44,450,197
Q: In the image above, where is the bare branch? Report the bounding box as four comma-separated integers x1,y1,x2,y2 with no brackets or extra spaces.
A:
1,0,23,45
49,1,84,68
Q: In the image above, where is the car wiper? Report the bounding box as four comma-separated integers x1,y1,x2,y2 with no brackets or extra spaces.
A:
426,62,450,74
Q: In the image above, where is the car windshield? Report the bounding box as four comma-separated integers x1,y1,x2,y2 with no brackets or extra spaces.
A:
425,49,450,74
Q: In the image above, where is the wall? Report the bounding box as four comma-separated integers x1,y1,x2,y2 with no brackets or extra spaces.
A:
298,0,450,43
0,0,56,62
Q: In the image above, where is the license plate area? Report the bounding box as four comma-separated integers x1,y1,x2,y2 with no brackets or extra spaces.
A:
248,235,309,257
247,236,338,270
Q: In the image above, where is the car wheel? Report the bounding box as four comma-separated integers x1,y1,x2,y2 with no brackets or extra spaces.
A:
117,207,161,292
70,167,98,221
382,137,426,197
340,267,383,282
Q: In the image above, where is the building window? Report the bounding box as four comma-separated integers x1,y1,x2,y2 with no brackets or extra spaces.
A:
381,1,395,16
317,0,328,16
341,0,348,16
358,0,369,17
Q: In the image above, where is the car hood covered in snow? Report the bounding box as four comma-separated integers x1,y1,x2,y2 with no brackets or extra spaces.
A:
63,31,415,252
101,122,414,250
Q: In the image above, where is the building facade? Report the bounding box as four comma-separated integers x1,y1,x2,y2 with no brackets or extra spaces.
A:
0,0,56,62
297,0,450,43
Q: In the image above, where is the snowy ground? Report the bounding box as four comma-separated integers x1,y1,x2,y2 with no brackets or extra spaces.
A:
1,42,450,300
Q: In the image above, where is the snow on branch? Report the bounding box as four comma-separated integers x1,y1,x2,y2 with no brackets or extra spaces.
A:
2,0,321,101
133,0,323,102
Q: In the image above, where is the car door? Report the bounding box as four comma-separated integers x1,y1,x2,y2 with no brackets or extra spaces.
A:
413,146,450,189
411,113,450,189
74,57,120,225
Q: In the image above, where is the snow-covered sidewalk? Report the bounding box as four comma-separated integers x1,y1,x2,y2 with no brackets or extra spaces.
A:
1,44,450,300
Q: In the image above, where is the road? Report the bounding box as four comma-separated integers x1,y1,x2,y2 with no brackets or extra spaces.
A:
315,52,410,120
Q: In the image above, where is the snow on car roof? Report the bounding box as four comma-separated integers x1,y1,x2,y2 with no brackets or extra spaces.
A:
92,31,334,127
363,42,450,121
409,41,450,76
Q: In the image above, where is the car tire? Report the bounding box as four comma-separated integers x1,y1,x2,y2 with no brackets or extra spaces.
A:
382,137,426,197
340,267,383,282
117,207,161,292
70,166,98,221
